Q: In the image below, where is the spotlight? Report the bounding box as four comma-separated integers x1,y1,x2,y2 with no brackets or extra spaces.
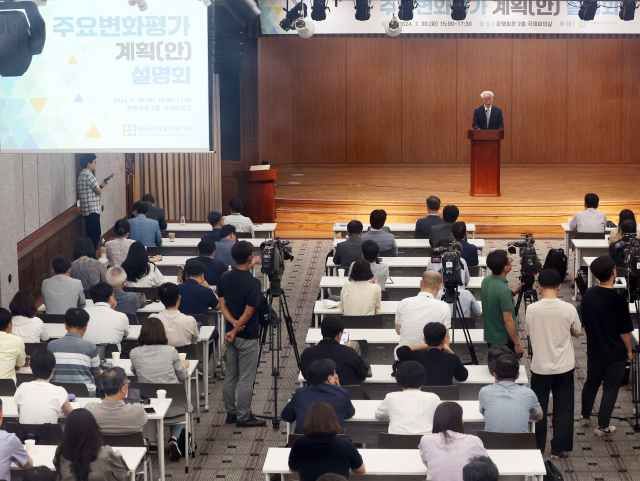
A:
450,0,469,21
354,0,371,21
578,1,599,21
203,0,212,6
398,0,416,21
620,1,637,21
127,0,148,11
311,0,329,21
280,2,307,31
0,1,46,77
385,12,402,37
295,18,314,38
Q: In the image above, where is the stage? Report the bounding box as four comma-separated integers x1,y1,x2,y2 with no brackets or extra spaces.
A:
273,164,640,238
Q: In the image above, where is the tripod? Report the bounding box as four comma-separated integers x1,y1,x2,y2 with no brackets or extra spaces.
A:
514,287,538,314
445,286,478,365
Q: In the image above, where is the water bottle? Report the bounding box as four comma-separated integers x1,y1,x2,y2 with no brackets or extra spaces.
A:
180,214,185,226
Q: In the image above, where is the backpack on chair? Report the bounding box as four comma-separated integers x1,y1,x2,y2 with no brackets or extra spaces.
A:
543,248,568,281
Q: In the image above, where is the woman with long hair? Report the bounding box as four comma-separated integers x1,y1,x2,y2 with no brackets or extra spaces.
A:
54,408,129,481
121,241,165,287
608,209,638,244
419,402,488,481
339,259,381,316
70,237,107,290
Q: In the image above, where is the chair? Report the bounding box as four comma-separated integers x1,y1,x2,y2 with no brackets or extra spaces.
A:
574,232,605,240
84,289,92,300
377,432,423,449
342,385,365,400
1,421,63,445
16,373,35,385
0,379,16,396
102,432,151,481
475,431,537,450
338,315,384,329
379,248,396,258
421,385,460,400
97,343,120,360
193,313,209,327
286,433,345,447
236,232,253,239
52,382,90,397
24,342,48,356
451,318,480,329
175,344,201,421
123,287,159,301
126,313,139,326
39,314,66,324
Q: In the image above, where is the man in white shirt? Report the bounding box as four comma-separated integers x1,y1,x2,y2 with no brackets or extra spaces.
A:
436,285,482,319
395,270,451,348
83,282,130,351
526,269,581,458
568,193,607,232
223,198,254,236
348,240,389,290
154,283,199,347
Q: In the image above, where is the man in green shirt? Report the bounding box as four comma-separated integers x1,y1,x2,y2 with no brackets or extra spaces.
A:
481,250,524,357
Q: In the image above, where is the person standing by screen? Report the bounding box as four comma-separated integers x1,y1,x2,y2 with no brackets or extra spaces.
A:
472,91,504,131
77,154,109,250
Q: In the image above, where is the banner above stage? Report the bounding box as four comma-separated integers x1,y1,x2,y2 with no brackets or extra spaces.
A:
260,1,638,35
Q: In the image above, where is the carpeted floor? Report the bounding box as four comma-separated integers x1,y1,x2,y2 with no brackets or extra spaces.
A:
159,239,640,481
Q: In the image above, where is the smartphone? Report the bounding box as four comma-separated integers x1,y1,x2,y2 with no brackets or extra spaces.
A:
340,332,350,345
144,407,156,414
104,173,115,182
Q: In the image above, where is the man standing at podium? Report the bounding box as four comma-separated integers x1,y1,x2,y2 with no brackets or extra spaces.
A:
472,91,504,131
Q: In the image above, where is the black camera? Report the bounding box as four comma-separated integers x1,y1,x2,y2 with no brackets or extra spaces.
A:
612,234,640,300
354,0,371,20
432,241,464,302
261,239,294,291
508,233,538,292
280,2,307,31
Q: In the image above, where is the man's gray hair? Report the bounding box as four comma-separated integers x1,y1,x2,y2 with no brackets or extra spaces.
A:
106,266,127,287
100,366,128,396
481,91,494,99
422,270,443,290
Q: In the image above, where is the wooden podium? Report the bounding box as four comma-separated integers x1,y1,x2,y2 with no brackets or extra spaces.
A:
468,130,504,197
243,168,279,223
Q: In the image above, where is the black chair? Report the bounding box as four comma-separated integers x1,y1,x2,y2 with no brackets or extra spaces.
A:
24,342,48,356
0,379,17,396
475,431,537,450
126,313,139,325
574,232,605,240
102,432,151,480
421,385,460,400
1,421,63,445
451,318,481,329
105,344,120,359
84,289,92,300
236,232,252,239
39,314,66,324
52,382,90,397
379,248,396,258
338,315,384,329
342,385,365,400
123,287,159,300
16,373,35,385
192,313,209,327
378,433,423,449
176,344,198,359
286,433,345,447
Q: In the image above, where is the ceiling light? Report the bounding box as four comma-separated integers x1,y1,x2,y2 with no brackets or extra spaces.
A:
280,2,307,31
311,0,329,21
385,13,402,37
295,18,315,38
398,0,416,21
620,1,637,21
450,0,469,21
354,0,371,21
578,1,599,21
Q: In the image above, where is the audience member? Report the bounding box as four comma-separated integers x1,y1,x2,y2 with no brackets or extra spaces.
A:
70,237,107,290
375,361,440,434
362,209,398,256
13,348,72,424
332,220,364,270
0,398,33,480
479,355,542,432
429,204,459,247
288,403,365,481
9,290,49,343
347,240,389,290
609,219,637,267
182,239,227,286
462,456,499,481
77,154,107,251
452,221,479,267
54,409,129,481
105,220,135,267
178,261,220,318
128,200,163,247
83,282,130,351
581,255,633,437
340,259,381,316
396,322,468,386
395,270,451,348
105,266,141,315
526,269,581,456
419,402,488,481
129,318,189,460
481,250,524,357
299,316,368,387
215,224,238,268
569,193,607,233
121,241,166,287
282,359,355,434
202,210,224,243
415,196,444,239
223,198,254,235
85,366,147,435
608,209,637,244
436,285,482,319
219,241,265,427
0,308,27,383
48,308,101,397
141,194,167,230
155,283,199,347
24,466,56,481
42,256,86,315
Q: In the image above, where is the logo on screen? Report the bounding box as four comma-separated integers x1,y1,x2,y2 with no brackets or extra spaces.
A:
123,125,137,137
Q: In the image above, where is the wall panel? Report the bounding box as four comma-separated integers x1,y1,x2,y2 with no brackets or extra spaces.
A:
621,39,640,164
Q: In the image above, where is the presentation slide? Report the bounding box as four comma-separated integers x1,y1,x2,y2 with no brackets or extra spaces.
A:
0,0,210,153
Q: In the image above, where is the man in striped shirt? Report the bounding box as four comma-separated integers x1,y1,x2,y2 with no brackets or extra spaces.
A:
48,308,102,397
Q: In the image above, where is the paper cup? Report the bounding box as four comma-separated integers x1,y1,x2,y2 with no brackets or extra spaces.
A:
338,269,345,278
179,353,187,361
169,232,176,242
111,352,120,365
25,439,35,455
156,389,167,400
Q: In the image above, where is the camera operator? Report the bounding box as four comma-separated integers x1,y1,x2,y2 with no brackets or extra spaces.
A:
609,219,637,268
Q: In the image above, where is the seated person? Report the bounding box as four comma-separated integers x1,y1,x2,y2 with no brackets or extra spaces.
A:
202,210,224,243
436,285,482,319
223,198,254,236
0,308,27,383
568,193,607,233
128,200,162,247
288,403,365,481
395,271,451,348
282,359,355,434
375,361,440,434
85,366,147,435
178,261,221,318
14,348,73,424
70,237,107,290
215,224,238,268
415,195,444,239
141,194,167,231
121,241,166,287
155,283,199,347
429,205,459,247
362,209,398,256
9,290,49,343
419,402,488,481
41,256,86,315
333,220,364,269
348,240,389,290
463,456,499,481
396,322,468,386
0,398,33,480
183,239,227,286
83,282,130,351
300,316,368,386
340,259,381,316
105,220,135,267
479,354,543,433
452,221,479,267
106,267,141,315
48,308,102,397
609,219,637,268
608,209,638,244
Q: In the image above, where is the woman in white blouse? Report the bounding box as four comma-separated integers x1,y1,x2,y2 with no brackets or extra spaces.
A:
121,241,165,287
340,259,381,316
9,291,49,343
105,220,135,267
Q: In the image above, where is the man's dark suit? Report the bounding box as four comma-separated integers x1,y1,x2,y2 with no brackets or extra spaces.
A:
146,205,167,230
415,215,444,239
457,238,479,267
332,236,363,269
429,222,454,248
472,105,504,131
300,340,369,386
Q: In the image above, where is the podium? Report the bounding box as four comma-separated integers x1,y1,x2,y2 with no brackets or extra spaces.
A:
243,168,279,223
468,130,504,197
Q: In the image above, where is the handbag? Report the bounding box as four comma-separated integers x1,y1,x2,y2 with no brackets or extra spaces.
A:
487,344,517,374
544,460,564,480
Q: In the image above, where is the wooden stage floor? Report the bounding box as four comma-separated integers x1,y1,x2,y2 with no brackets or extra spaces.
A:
273,164,640,238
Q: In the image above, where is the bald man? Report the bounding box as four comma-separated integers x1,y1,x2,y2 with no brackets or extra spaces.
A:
395,270,452,349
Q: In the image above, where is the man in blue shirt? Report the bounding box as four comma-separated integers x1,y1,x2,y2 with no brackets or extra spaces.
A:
362,209,398,256
183,239,228,286
0,398,33,480
202,210,224,243
281,359,355,434
128,201,162,247
178,261,220,318
215,225,238,268
415,195,444,239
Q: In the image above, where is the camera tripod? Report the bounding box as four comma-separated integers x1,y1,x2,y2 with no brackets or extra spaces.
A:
514,286,538,314
445,286,478,365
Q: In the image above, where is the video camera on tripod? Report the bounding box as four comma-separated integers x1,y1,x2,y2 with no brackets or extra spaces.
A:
260,239,294,291
431,241,464,303
612,233,640,301
507,233,539,292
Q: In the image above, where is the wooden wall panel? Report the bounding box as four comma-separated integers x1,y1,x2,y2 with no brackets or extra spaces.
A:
291,38,347,164
401,39,457,164
620,40,640,164
346,38,402,164
567,39,622,164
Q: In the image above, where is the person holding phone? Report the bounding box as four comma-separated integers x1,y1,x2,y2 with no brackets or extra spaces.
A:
77,154,109,250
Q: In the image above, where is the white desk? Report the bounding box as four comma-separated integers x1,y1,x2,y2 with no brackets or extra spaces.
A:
158,238,263,248
319,276,482,299
39,299,166,314
262,447,546,480
155,255,260,277
561,222,611,254
571,238,610,299
326,256,487,274
165,222,277,239
305,328,484,345
333,238,485,254
333,222,477,239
